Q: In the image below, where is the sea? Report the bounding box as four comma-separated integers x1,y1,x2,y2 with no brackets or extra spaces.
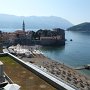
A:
40,31,90,78
1,28,90,77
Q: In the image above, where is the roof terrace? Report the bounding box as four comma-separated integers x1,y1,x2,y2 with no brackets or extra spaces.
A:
0,55,56,90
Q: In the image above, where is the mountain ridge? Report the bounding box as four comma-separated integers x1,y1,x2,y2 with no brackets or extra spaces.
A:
0,14,73,31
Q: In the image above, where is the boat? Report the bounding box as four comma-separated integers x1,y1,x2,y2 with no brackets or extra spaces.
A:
70,39,72,41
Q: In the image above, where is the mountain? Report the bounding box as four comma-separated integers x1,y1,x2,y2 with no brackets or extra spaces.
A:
0,14,73,31
67,22,90,31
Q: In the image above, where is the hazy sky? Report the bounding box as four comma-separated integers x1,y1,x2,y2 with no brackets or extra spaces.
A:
0,0,90,24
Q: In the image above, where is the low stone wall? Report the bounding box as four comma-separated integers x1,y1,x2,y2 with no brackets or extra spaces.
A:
0,53,77,90
7,53,77,90
0,53,7,56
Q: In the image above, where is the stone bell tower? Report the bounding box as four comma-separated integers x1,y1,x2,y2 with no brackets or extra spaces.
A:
22,20,25,32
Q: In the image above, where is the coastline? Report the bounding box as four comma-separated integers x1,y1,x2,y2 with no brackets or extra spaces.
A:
42,53,90,79
19,53,90,90
44,54,90,79
5,45,90,90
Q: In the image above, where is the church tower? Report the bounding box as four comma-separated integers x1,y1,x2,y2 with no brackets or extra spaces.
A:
22,20,25,32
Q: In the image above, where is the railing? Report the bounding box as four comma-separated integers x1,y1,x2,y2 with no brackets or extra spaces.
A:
29,63,78,90
7,52,78,90
4,72,14,84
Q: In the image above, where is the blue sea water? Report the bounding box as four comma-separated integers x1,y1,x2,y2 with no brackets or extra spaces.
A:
41,31,90,77
1,28,90,77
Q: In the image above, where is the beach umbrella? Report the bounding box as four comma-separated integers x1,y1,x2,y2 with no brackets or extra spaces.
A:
4,84,20,90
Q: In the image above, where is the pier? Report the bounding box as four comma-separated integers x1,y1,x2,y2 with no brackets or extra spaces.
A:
75,64,90,70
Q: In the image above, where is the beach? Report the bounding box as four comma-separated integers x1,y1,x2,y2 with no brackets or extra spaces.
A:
19,53,90,90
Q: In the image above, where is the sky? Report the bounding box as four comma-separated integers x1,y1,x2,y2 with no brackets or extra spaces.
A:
0,0,90,25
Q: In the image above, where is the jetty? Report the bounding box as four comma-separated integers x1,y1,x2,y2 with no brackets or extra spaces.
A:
75,64,90,70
